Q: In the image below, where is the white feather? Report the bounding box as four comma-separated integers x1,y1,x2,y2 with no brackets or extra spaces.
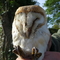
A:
12,12,50,60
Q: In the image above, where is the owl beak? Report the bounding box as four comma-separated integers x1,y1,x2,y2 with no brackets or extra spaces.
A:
25,28,31,38
25,32,29,38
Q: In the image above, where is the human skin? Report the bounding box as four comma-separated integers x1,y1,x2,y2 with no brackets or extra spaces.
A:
16,51,60,60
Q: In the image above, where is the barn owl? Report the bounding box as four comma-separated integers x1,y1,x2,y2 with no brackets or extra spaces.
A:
12,5,50,60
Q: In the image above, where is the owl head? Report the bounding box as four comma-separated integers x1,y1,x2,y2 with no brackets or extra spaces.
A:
13,5,47,38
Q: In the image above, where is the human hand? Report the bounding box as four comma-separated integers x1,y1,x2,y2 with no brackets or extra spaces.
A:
16,51,60,60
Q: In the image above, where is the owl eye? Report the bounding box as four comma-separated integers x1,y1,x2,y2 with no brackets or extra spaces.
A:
35,18,39,21
37,23,44,29
32,18,39,26
30,18,39,29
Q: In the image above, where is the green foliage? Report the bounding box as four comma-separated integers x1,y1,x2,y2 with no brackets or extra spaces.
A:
49,28,58,34
52,24,59,29
44,0,60,29
0,0,36,15
0,27,2,33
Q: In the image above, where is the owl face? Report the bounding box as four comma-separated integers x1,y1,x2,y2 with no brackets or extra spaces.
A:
14,6,46,38
13,5,47,39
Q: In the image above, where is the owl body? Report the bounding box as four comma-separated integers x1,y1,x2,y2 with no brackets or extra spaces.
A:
12,5,50,60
